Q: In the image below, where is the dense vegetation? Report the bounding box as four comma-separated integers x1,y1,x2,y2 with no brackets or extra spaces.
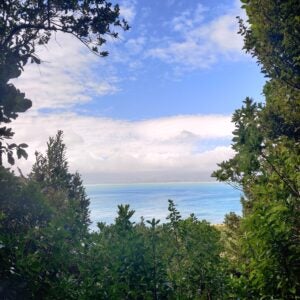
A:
0,0,299,299
213,0,300,298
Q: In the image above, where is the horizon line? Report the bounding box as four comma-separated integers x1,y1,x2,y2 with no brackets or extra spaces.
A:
84,180,225,187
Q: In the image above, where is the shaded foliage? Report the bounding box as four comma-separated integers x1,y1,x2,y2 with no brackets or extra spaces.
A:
31,130,90,231
213,0,300,298
79,201,226,300
239,0,300,90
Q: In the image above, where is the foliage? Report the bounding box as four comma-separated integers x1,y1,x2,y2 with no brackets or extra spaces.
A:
221,212,242,271
214,84,300,299
163,201,226,299
239,0,300,90
0,133,89,298
213,0,300,298
0,166,48,298
31,130,90,230
79,201,226,300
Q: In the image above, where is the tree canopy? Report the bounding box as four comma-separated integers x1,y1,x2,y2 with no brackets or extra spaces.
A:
239,0,300,90
214,0,300,298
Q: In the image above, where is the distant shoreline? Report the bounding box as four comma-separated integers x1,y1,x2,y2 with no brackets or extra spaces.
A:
85,181,223,187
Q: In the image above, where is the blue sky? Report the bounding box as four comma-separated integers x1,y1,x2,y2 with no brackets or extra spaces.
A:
11,0,265,183
77,0,265,120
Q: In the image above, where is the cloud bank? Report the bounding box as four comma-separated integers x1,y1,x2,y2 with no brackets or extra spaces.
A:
11,114,234,183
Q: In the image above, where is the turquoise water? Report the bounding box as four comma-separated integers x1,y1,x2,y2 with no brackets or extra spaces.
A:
86,182,242,230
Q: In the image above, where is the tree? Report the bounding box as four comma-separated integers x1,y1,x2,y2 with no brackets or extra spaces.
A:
0,131,91,298
214,0,300,298
0,0,129,165
214,89,300,299
80,205,154,299
239,0,300,90
145,218,162,300
156,200,226,299
31,130,91,230
0,166,52,298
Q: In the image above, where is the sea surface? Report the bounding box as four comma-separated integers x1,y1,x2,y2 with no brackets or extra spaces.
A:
86,182,242,230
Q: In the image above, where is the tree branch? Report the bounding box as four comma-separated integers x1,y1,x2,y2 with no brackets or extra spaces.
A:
261,152,300,198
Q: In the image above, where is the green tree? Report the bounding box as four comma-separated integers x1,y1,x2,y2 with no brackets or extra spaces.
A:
160,200,226,299
239,0,300,90
1,135,91,298
214,0,300,298
31,130,91,230
145,218,164,300
80,205,155,299
0,0,129,165
0,166,52,298
213,95,300,298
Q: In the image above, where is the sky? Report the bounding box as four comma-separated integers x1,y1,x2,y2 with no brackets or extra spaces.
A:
10,0,266,183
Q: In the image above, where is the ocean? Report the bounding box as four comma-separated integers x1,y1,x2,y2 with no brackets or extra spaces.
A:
86,182,242,230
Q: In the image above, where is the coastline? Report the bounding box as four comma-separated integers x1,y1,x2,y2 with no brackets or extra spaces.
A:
85,181,223,187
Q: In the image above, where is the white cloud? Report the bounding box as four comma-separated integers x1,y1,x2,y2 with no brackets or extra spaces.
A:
171,4,207,33
9,113,234,183
147,3,245,71
125,37,145,55
207,14,243,52
120,2,136,24
11,33,120,110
